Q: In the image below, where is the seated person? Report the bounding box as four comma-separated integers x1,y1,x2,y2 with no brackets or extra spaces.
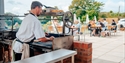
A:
100,21,105,31
91,20,102,36
102,18,108,31
111,19,117,31
72,20,81,34
90,20,96,36
87,22,91,31
87,21,95,36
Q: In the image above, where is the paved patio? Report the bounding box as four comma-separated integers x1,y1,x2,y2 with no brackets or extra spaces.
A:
74,31,125,63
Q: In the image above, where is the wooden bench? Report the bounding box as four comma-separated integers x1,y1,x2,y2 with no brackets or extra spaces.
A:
11,49,77,63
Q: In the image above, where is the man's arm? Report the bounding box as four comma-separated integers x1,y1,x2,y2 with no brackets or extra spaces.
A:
38,36,54,42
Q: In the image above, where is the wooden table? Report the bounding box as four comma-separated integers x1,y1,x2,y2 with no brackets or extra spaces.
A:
11,49,77,63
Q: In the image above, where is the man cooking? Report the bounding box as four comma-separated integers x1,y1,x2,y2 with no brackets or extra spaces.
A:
13,1,54,61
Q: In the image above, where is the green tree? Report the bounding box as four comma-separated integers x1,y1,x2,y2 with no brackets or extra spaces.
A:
109,10,113,13
38,16,51,24
4,12,22,26
121,12,125,18
99,12,107,18
99,11,125,19
69,0,104,23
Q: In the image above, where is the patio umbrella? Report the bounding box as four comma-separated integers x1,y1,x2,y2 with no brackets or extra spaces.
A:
94,16,97,23
74,13,77,21
78,17,81,24
86,14,89,24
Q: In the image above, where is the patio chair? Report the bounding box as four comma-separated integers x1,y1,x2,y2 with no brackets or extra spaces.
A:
107,25,117,36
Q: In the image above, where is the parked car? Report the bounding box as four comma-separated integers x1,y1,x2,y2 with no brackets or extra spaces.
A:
118,19,125,28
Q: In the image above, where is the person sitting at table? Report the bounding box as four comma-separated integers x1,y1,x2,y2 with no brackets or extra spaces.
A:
91,20,102,36
87,22,91,31
100,21,105,31
111,19,117,31
102,18,108,31
95,21,102,36
99,21,107,37
90,20,96,36
73,20,81,34
87,21,95,36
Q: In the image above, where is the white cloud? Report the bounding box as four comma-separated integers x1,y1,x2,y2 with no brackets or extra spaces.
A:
5,0,72,15
12,7,20,11
101,0,124,12
4,0,124,15
61,5,69,12
5,9,8,13
7,0,23,5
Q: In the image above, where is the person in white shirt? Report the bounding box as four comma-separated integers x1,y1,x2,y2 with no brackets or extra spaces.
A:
13,1,54,61
72,20,81,34
102,18,108,30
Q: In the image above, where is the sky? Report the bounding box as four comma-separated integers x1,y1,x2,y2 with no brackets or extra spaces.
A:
4,0,125,15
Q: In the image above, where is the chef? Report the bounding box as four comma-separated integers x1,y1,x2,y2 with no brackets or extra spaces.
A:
13,1,54,61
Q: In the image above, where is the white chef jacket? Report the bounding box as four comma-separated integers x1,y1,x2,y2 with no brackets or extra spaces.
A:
13,14,45,53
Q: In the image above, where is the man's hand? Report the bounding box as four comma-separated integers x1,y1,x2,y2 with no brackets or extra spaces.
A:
38,36,55,42
38,37,48,42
